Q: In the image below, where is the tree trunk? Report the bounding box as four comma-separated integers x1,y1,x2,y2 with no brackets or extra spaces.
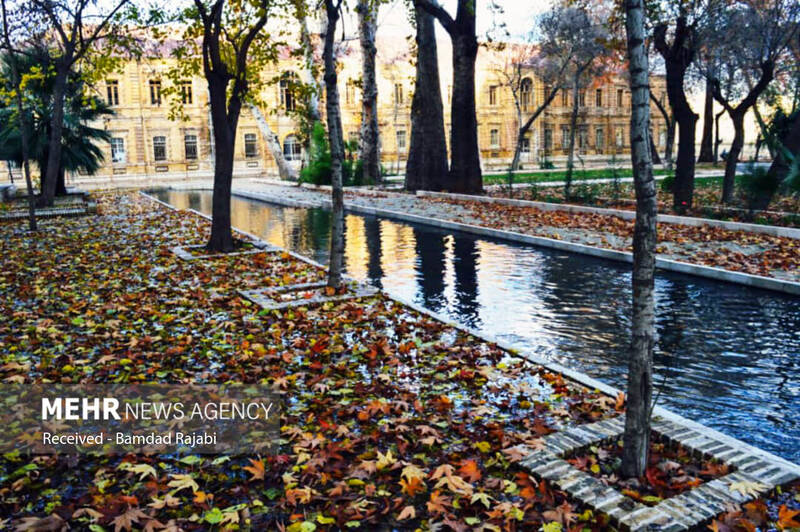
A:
650,132,662,165
622,0,657,479
512,87,559,173
654,18,698,213
722,111,745,203
56,167,67,196
447,32,482,193
357,0,381,185
207,76,238,252
405,6,448,192
249,103,295,180
673,109,697,211
39,63,70,207
9,57,37,231
714,109,725,163
698,78,714,162
323,0,346,289
565,75,580,199
664,118,675,171
300,15,321,124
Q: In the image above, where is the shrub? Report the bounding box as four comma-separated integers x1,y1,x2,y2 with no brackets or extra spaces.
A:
299,122,333,186
739,164,782,214
660,174,675,192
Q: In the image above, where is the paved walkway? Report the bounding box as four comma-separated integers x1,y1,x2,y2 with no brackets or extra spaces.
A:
234,181,800,284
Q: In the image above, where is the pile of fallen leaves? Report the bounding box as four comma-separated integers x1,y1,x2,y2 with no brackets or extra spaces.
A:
708,480,800,531
426,197,799,280
487,181,800,227
567,432,729,506
1,193,624,530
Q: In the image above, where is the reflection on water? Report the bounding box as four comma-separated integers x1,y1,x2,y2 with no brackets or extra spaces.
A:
153,189,800,463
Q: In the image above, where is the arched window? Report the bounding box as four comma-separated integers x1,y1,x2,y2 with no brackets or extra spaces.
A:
280,72,299,112
520,78,533,111
283,135,302,161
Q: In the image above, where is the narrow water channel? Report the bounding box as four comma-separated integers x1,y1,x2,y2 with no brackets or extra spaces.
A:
152,189,800,463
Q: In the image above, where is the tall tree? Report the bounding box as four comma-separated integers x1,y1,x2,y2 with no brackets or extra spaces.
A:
405,5,448,192
649,91,674,170
622,0,657,479
356,0,380,185
697,78,715,162
0,0,35,231
416,0,481,194
322,0,346,289
653,11,700,213
172,0,281,252
29,0,132,207
703,0,800,204
544,7,609,199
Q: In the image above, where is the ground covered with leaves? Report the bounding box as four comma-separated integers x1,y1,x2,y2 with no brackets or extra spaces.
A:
487,178,800,228
0,193,628,531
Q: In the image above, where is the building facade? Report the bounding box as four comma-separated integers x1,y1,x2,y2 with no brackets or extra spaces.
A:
80,36,667,184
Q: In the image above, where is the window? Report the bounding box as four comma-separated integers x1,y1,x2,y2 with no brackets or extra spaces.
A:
521,137,530,154
111,137,125,163
244,133,257,158
181,82,193,105
106,80,119,106
561,125,569,149
544,128,553,150
283,135,302,161
595,127,604,150
153,136,166,161
595,88,603,107
659,129,667,147
578,126,588,149
345,80,356,106
489,85,498,106
396,130,407,153
394,83,404,105
561,89,569,107
149,80,162,105
616,127,624,147
520,78,532,111
579,90,586,106
280,73,297,112
184,134,198,160
617,88,623,108
490,128,500,149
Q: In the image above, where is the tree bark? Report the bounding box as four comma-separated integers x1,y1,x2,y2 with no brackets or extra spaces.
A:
622,0,657,480
714,109,725,163
323,0,346,289
249,103,295,180
405,6,448,192
654,17,698,213
722,111,745,203
650,91,674,171
565,75,580,199
357,0,381,185
207,74,239,252
650,132,661,165
39,62,70,207
698,78,714,162
418,0,482,194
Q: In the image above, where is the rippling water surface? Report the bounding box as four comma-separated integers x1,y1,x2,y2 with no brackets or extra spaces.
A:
153,189,800,462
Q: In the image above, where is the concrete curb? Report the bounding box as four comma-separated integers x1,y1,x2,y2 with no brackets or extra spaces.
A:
139,188,800,478
228,187,800,297
416,190,800,240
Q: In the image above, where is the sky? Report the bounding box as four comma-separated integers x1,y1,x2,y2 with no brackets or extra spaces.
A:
370,0,553,41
